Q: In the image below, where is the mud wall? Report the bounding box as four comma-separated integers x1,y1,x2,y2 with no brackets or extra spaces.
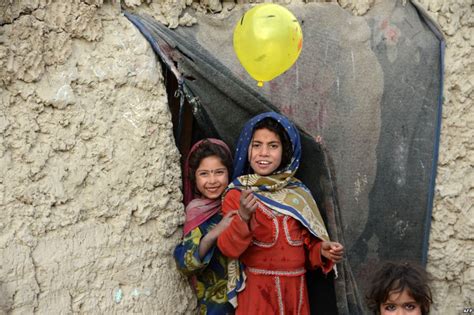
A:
0,0,472,314
0,2,194,314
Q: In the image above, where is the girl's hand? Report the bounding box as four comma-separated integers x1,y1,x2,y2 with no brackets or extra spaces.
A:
199,211,237,259
213,210,238,235
239,189,258,222
321,241,344,263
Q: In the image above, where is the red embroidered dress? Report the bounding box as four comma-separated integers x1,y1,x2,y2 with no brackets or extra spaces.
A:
218,112,336,313
218,189,333,315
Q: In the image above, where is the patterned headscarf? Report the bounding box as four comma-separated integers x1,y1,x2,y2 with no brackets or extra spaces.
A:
226,112,330,306
182,138,232,236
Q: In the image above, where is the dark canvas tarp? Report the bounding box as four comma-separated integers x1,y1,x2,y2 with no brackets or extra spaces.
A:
125,1,443,314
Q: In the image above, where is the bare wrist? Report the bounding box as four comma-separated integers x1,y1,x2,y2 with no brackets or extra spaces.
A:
207,227,220,241
238,211,250,223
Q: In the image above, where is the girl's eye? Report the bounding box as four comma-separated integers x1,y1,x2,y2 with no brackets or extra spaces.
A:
197,172,209,177
215,170,226,176
270,144,279,149
252,143,261,148
384,304,396,311
404,304,416,310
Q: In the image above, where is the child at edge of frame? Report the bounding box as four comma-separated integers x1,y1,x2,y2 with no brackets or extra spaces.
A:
366,261,433,315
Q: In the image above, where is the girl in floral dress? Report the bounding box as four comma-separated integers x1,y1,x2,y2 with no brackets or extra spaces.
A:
174,139,236,315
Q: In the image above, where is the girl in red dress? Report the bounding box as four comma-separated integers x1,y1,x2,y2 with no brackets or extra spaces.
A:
217,112,344,315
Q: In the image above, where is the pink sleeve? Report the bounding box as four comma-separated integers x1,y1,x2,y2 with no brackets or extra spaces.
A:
217,189,253,259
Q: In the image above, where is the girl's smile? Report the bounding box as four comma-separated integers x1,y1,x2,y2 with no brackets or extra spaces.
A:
195,155,229,200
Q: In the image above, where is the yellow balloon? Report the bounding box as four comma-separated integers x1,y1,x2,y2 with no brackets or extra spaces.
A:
233,4,303,87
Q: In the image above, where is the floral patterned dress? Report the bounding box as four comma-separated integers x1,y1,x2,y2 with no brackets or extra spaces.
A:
174,212,234,315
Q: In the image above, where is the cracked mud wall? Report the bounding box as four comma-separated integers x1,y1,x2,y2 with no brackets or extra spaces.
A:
0,0,472,314
0,1,195,314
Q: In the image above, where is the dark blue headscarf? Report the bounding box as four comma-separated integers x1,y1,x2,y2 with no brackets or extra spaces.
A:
233,111,301,180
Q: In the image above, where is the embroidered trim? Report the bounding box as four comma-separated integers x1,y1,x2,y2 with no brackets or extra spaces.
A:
275,276,285,315
298,275,304,315
252,205,279,248
247,267,306,277
283,216,304,246
258,202,276,219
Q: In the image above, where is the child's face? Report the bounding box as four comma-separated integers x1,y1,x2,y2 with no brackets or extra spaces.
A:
195,155,229,200
248,128,283,176
380,289,422,315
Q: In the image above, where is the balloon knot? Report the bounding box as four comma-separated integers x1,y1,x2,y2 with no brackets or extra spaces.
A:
257,81,264,87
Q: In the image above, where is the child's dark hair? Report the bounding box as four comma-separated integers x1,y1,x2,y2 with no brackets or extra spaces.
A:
366,261,433,315
253,117,293,172
188,140,233,185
